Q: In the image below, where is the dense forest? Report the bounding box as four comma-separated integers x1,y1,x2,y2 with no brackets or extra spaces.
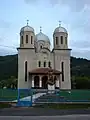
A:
0,54,90,89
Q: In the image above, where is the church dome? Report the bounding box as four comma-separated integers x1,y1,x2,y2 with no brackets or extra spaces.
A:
54,21,68,34
20,20,34,33
54,27,67,33
36,27,50,42
20,25,34,33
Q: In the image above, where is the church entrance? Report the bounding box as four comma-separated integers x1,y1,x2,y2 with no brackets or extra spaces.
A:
34,76,39,88
42,76,48,89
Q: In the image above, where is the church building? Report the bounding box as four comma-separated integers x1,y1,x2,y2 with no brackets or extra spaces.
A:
17,21,71,90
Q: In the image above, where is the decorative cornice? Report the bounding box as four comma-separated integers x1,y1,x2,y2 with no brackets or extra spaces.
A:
17,47,35,50
52,48,72,52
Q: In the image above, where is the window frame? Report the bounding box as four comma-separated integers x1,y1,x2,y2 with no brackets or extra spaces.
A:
61,62,64,82
61,36,63,44
48,61,51,67
38,61,41,67
65,37,67,44
21,36,23,44
26,35,28,43
31,36,33,44
44,61,46,67
56,37,58,45
25,61,27,82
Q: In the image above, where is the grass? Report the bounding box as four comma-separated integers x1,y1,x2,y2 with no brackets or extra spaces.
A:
0,89,90,101
0,89,18,101
0,89,37,101
59,90,90,100
0,89,32,101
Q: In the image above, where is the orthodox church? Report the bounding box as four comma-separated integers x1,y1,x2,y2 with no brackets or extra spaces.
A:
17,21,71,90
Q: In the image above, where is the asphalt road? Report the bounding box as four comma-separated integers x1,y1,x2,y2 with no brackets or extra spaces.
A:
0,115,90,120
0,107,90,116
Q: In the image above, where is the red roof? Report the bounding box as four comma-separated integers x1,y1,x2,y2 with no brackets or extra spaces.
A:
29,68,61,75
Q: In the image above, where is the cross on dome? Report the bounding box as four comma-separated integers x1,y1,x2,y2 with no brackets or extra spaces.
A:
59,21,61,27
27,20,29,26
40,26,42,32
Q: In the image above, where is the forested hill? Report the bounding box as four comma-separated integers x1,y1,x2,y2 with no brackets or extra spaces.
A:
0,54,90,80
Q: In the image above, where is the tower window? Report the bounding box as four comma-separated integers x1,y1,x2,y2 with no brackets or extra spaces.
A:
56,37,58,45
26,35,28,43
21,36,23,44
44,61,46,67
40,46,42,49
48,61,51,67
38,61,41,67
65,37,67,44
61,36,63,44
61,62,64,82
31,36,33,44
25,61,27,82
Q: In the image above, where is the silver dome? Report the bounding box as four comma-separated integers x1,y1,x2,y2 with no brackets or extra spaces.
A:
54,26,67,34
20,25,34,33
36,32,50,42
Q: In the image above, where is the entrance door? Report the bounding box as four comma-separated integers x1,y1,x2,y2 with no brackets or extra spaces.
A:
42,76,48,89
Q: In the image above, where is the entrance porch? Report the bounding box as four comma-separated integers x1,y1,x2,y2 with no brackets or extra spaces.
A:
29,68,62,90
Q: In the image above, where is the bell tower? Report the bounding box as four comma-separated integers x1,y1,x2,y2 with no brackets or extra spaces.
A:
20,20,35,48
53,21,71,89
17,20,36,89
53,21,68,49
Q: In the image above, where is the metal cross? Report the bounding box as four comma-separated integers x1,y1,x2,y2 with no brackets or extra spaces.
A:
27,20,29,26
59,21,61,27
40,26,42,32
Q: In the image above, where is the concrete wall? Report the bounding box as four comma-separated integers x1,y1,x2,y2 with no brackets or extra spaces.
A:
18,48,36,89
53,49,71,89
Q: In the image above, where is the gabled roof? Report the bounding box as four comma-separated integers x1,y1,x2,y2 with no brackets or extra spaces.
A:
29,68,61,75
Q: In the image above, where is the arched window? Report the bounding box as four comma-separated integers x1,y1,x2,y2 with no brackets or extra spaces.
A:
48,61,51,67
38,61,41,67
56,37,58,45
40,46,42,49
61,36,63,44
25,61,27,82
21,36,23,44
44,61,46,67
65,37,67,44
26,35,28,43
61,62,64,82
31,36,33,44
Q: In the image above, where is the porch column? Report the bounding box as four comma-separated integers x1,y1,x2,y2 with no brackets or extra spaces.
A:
56,79,59,88
32,76,34,87
39,76,42,88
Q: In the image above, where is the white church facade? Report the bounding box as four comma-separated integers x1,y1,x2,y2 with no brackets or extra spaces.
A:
17,21,71,90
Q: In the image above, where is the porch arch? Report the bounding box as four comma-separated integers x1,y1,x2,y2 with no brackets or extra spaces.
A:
34,76,39,88
42,76,48,89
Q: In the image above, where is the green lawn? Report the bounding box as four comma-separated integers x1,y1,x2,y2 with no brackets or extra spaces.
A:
0,89,90,101
0,89,32,101
59,90,90,100
0,89,18,101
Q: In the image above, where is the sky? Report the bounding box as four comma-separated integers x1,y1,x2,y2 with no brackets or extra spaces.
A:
0,0,90,59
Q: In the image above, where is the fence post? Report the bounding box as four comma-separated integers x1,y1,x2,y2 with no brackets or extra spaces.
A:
30,88,32,106
17,89,20,102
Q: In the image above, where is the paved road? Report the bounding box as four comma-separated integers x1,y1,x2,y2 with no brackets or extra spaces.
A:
0,108,90,116
0,115,90,120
